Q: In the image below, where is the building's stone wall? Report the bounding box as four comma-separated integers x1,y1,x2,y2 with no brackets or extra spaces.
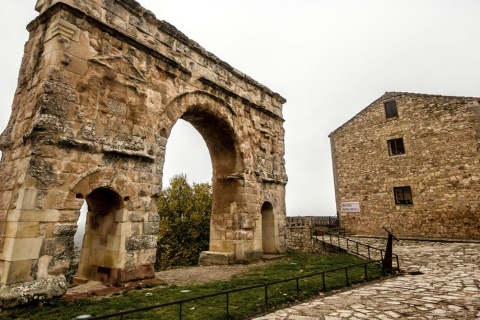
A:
329,92,480,239
0,0,287,307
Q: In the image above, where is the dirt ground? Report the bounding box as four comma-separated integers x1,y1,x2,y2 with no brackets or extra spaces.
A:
155,263,255,286
65,258,281,300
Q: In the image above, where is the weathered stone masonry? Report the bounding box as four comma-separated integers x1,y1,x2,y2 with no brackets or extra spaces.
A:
330,92,480,240
0,0,287,307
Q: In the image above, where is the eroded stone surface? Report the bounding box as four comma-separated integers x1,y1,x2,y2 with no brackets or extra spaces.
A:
0,0,287,307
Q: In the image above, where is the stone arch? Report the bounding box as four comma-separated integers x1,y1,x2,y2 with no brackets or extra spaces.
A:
68,170,157,286
161,91,247,257
162,91,243,176
0,0,286,307
261,201,276,254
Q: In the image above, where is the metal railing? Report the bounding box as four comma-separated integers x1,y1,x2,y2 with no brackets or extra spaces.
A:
315,233,401,273
88,259,383,320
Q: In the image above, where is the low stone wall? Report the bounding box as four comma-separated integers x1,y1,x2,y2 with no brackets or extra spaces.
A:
286,226,323,253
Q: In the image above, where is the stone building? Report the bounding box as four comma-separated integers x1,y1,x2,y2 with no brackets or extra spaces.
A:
329,92,480,240
0,0,287,307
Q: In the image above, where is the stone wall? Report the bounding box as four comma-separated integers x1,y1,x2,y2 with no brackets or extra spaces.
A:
285,226,314,252
329,92,480,239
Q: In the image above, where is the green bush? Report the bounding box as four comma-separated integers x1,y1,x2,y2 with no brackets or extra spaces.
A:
156,174,212,270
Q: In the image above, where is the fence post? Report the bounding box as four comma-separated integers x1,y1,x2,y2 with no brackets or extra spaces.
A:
226,293,229,319
179,302,183,320
296,278,300,299
322,273,326,291
264,285,268,309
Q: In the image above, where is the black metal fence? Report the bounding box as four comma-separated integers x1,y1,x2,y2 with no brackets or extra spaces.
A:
88,259,385,320
285,216,339,228
83,233,401,320
316,233,401,272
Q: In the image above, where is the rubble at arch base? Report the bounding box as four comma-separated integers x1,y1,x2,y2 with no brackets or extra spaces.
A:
0,0,287,308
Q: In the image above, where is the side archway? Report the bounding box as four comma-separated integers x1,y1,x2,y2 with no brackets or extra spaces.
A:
75,188,124,284
69,169,157,286
261,202,276,254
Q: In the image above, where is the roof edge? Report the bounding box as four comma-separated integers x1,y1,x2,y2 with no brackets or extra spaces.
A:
328,91,478,138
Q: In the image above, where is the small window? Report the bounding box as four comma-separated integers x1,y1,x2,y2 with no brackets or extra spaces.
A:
384,100,398,118
387,138,405,156
394,186,413,204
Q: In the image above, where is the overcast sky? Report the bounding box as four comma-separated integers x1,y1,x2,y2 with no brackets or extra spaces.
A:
1,1,479,217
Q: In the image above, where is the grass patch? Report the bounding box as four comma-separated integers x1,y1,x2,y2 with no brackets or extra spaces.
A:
1,253,384,320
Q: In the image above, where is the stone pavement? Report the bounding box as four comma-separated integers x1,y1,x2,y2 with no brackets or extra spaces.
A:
254,238,480,320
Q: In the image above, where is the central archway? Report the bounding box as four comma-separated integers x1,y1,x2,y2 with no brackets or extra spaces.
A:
162,92,249,261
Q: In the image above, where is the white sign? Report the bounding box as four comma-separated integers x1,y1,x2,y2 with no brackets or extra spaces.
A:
341,202,360,213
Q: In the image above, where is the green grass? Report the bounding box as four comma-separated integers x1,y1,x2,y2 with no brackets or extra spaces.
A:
1,253,384,320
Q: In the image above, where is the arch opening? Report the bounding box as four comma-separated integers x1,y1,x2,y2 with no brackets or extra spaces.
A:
261,202,276,254
162,119,212,186
178,107,245,254
181,109,241,177
74,188,124,284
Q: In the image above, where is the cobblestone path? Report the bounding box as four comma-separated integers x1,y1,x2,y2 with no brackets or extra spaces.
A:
254,239,480,320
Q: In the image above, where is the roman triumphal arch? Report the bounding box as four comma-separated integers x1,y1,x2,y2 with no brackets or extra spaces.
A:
0,0,287,307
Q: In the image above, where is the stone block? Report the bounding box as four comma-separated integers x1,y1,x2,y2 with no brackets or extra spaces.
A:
130,222,143,236
53,223,77,236
103,250,126,268
143,222,158,235
82,233,93,249
16,189,37,210
0,191,13,210
67,41,96,60
79,247,91,264
5,260,34,284
92,249,105,266
65,56,88,76
8,238,43,261
115,208,128,222
198,251,234,266
106,235,124,251
36,255,51,279
137,249,156,265
17,209,62,222
42,49,65,68
114,222,131,237
44,190,58,210
127,211,144,222
125,235,156,250
0,260,6,284
4,222,39,238
71,179,92,199
45,15,80,43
